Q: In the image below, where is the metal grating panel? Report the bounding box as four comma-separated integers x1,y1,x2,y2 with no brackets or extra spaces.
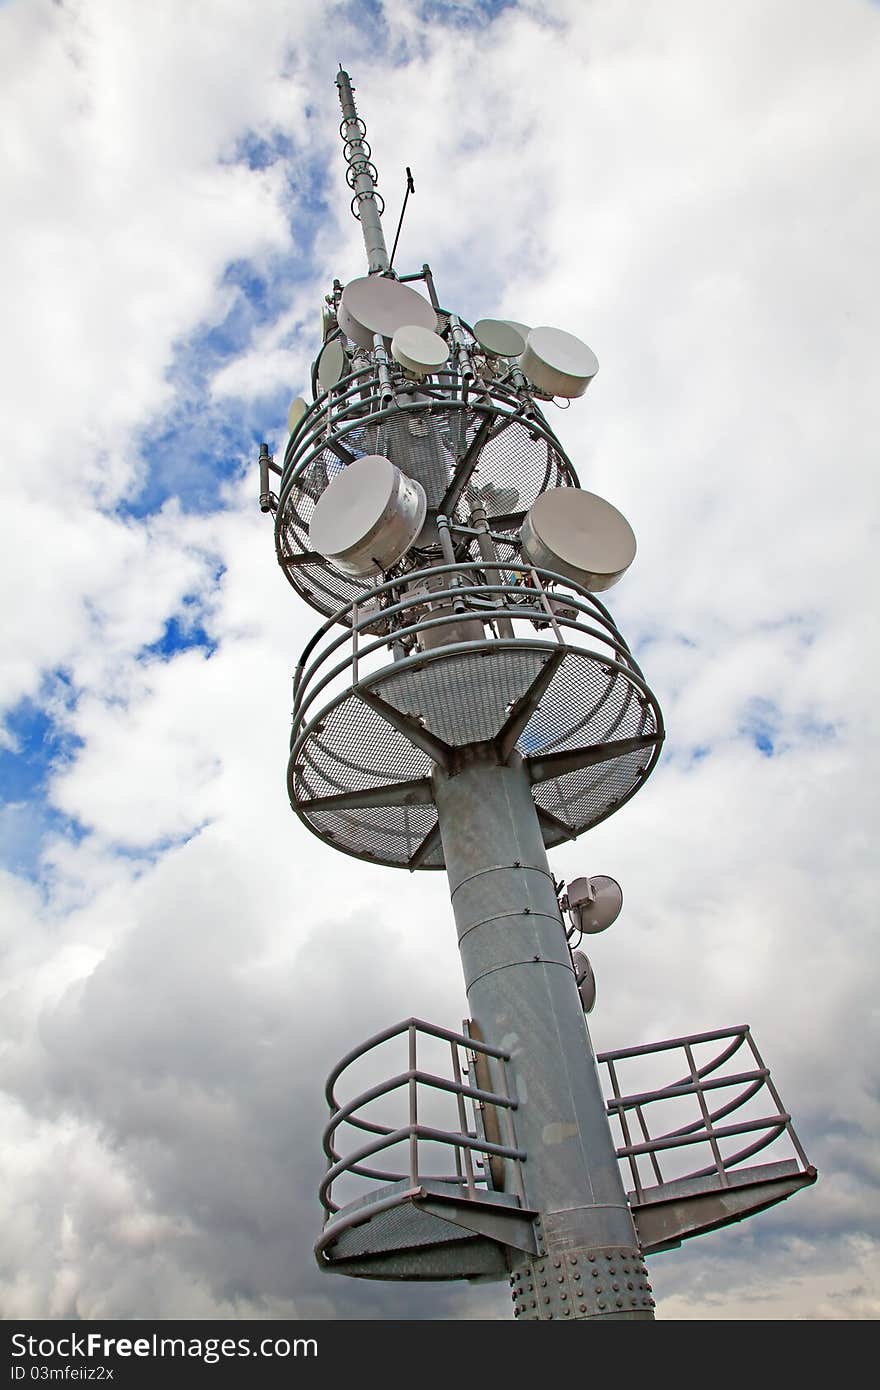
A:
327,1200,471,1259
306,804,439,867
522,650,655,756
533,748,653,839
370,412,459,504
456,418,567,525
292,694,433,804
375,649,549,746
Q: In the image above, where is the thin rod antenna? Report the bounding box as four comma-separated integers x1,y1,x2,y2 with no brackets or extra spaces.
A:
335,68,390,274
389,167,415,270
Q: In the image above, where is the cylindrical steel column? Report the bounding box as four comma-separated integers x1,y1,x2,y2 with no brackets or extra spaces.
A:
433,752,653,1320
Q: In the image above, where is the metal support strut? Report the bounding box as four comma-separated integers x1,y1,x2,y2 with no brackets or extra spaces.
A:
432,753,654,1320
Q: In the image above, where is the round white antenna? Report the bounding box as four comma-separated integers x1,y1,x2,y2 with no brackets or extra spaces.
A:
505,319,531,341
338,276,437,351
288,396,309,434
520,326,599,399
317,339,348,392
473,319,527,359
391,324,449,376
571,950,597,1013
566,875,623,935
520,488,636,592
308,454,427,577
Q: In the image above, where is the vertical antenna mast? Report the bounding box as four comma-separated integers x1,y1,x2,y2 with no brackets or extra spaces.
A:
335,68,390,274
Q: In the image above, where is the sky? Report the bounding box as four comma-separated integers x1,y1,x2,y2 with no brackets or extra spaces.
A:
0,0,878,1321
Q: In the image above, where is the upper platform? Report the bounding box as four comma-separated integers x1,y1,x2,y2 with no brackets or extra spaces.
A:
288,560,664,869
275,357,579,627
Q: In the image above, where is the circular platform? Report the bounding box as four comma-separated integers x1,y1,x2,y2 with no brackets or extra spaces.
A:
289,634,662,870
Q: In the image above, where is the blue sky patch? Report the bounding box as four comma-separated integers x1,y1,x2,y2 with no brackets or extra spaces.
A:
0,800,87,880
0,696,82,803
141,614,218,662
740,696,781,757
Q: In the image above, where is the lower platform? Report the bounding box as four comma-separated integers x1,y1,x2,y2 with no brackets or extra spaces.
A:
316,1179,538,1281
630,1158,817,1254
316,1018,817,1282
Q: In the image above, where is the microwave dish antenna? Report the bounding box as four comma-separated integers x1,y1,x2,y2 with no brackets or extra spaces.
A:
520,487,636,592
520,326,599,398
338,275,437,351
308,453,427,577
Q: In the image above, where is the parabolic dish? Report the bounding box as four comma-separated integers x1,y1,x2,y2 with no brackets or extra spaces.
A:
473,318,527,359
568,875,623,935
390,324,449,375
338,275,437,351
308,453,427,578
520,326,599,399
571,950,597,1013
505,320,531,341
317,339,348,392
520,488,636,592
287,396,309,435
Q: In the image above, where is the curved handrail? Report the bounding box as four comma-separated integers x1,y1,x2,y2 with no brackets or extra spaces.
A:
294,561,626,682
324,1015,509,1109
323,1067,516,1160
288,561,661,774
274,366,581,621
598,1025,812,1196
279,362,573,503
320,1123,526,1214
654,1077,767,1144
319,1017,525,1221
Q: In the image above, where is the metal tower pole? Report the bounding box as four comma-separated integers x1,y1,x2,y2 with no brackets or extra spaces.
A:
269,63,815,1325
433,753,653,1320
336,68,390,273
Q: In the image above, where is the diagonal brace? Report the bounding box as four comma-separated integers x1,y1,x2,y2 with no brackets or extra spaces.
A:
298,777,434,815
438,414,494,517
407,820,442,871
495,650,566,762
528,733,662,785
535,804,577,842
356,687,453,769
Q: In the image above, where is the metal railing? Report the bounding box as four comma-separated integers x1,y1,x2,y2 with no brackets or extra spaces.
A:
273,355,579,618
320,1017,526,1223
290,560,658,757
278,357,570,503
597,1025,813,1203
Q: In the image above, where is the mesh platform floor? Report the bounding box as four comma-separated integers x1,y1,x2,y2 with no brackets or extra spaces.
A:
290,642,662,869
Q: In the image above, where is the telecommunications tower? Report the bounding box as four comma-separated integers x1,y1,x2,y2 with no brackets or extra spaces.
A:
258,70,816,1320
